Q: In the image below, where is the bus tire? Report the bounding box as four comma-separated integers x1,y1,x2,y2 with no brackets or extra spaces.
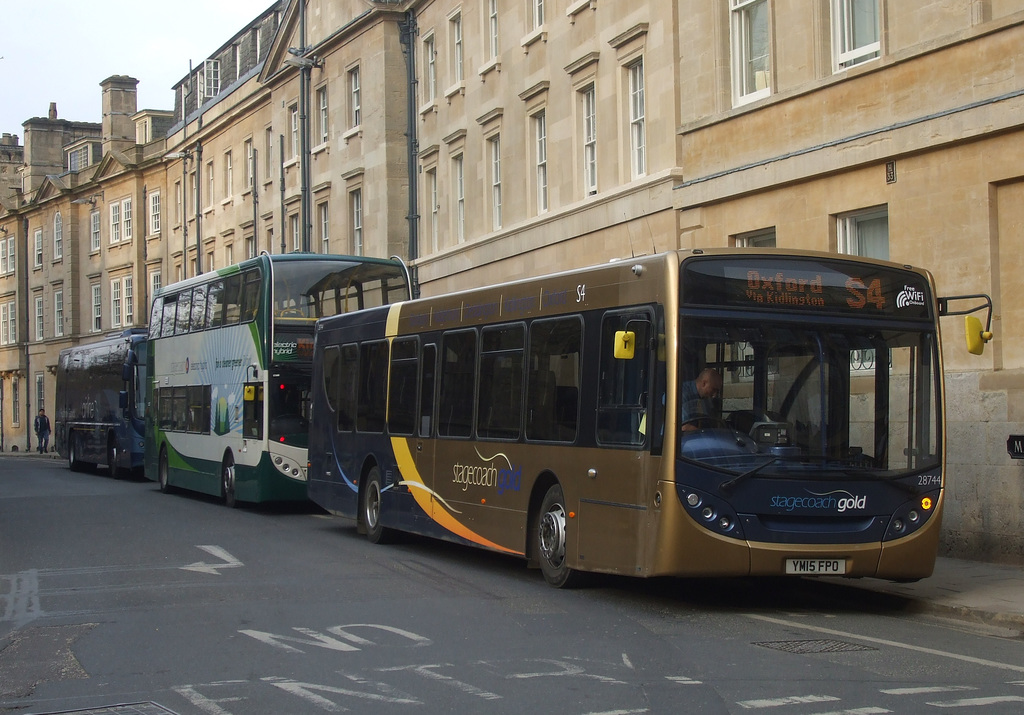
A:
362,466,392,544
537,483,584,588
158,446,174,493
68,433,84,472
107,435,121,480
221,453,238,508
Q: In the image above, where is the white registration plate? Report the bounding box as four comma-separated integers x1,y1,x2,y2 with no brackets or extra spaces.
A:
786,558,847,575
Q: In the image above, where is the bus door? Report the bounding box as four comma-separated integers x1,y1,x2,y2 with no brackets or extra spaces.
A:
580,309,658,573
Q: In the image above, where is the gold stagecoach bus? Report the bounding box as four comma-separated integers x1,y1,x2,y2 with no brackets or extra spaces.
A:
308,249,988,587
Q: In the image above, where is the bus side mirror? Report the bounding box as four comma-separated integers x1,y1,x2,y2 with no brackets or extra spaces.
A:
614,331,635,360
119,390,129,410
121,363,133,382
965,315,993,355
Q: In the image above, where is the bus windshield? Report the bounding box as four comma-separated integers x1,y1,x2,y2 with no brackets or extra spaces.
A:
678,318,940,481
273,260,408,322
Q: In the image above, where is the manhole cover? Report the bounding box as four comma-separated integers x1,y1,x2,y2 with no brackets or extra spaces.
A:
754,639,876,654
34,703,179,715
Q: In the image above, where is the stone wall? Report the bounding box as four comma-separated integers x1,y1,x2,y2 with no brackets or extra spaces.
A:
942,370,1024,564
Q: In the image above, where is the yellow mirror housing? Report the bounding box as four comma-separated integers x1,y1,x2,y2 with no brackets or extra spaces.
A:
965,315,993,355
614,330,635,360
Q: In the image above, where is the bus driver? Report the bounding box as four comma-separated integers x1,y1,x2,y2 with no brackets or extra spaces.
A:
680,367,722,432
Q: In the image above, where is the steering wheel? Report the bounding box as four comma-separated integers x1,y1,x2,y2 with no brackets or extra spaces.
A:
680,415,729,430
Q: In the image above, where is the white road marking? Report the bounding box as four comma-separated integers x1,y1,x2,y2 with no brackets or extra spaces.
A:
880,686,977,695
377,663,503,700
927,695,1024,708
738,694,841,709
181,545,243,575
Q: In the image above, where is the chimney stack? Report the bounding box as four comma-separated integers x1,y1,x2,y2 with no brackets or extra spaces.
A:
100,75,139,155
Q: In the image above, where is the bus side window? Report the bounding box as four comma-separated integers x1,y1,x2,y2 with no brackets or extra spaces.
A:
322,345,341,413
243,383,263,439
478,324,524,440
161,294,178,337
191,284,209,332
387,337,419,436
224,274,242,324
419,344,437,437
242,270,261,322
175,291,193,334
149,297,163,339
526,317,582,442
207,280,225,328
357,341,389,433
337,344,358,432
438,330,477,438
597,311,652,446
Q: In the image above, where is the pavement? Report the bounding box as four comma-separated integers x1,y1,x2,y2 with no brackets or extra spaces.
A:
3,449,1023,632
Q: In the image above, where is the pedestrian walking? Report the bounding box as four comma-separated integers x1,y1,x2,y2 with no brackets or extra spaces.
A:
34,408,51,454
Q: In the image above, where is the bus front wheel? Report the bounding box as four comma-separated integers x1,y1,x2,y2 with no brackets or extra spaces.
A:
158,447,173,493
537,483,584,588
221,454,237,508
68,433,83,472
362,466,392,544
107,435,121,480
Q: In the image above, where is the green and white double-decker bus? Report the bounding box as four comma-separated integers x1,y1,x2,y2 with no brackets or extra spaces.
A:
144,252,409,506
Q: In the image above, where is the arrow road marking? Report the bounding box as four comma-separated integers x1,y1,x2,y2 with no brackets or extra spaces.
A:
181,545,244,575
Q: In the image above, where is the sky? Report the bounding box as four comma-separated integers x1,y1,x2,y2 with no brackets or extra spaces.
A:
0,0,275,137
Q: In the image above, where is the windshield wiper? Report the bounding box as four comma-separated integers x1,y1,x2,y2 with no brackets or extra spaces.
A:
719,457,780,495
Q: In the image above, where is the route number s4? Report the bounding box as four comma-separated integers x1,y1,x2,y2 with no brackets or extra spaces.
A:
577,284,586,303
846,277,885,310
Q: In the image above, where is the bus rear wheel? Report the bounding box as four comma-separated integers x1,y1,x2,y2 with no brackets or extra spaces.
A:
362,466,392,544
537,483,584,588
221,454,238,508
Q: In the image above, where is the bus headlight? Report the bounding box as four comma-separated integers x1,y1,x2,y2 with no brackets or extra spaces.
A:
884,490,939,541
677,484,744,540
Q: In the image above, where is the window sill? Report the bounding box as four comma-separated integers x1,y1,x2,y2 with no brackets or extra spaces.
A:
444,82,465,102
478,58,501,80
341,126,362,144
283,158,299,170
312,142,330,155
567,0,596,21
520,26,548,52
419,100,438,117
220,197,233,207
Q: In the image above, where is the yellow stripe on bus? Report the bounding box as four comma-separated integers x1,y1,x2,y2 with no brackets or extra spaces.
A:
390,436,522,555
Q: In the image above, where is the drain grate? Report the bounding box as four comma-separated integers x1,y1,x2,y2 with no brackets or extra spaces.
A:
35,703,179,715
754,639,876,654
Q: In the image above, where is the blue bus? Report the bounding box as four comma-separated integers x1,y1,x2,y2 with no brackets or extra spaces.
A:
55,328,148,477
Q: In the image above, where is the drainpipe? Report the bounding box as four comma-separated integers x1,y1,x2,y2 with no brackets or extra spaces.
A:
279,135,286,253
22,216,31,452
399,9,420,298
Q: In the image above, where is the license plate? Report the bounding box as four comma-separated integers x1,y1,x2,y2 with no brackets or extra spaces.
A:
786,558,847,575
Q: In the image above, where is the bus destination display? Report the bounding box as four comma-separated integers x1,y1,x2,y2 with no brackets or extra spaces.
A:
682,256,932,319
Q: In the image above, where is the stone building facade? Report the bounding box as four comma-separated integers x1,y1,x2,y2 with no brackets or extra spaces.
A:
1,0,1023,564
